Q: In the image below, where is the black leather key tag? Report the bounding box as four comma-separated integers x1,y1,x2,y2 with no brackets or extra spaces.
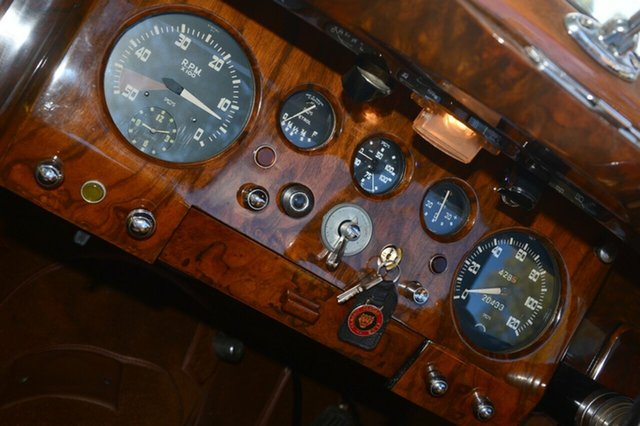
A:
338,281,398,350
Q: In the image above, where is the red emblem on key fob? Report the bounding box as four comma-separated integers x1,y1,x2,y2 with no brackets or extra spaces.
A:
347,304,383,336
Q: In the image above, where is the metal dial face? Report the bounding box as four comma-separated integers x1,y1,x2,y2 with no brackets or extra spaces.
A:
352,136,405,195
422,180,471,237
452,230,562,354
279,89,335,150
104,12,256,163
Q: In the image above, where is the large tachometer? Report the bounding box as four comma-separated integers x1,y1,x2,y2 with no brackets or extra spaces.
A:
103,12,256,163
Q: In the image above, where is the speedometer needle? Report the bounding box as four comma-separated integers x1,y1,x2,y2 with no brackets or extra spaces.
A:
464,287,505,295
162,77,222,120
283,104,316,122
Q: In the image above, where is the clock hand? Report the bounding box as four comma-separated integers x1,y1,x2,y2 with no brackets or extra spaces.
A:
162,77,222,120
141,122,171,135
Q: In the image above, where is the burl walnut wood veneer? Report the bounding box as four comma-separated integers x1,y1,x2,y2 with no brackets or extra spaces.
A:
0,0,631,423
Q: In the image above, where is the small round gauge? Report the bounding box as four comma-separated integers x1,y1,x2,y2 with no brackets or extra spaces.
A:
452,230,562,354
352,135,405,195
279,88,336,150
422,180,471,237
127,107,177,155
103,12,256,163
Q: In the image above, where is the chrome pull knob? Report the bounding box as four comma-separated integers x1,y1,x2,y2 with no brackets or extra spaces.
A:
326,220,360,270
426,366,448,397
398,281,430,305
126,209,156,239
34,158,64,189
472,392,495,421
240,185,269,211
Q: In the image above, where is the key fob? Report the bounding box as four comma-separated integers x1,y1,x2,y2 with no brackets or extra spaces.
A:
338,281,397,350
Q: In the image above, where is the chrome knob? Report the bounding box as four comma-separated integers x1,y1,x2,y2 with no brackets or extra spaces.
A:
426,366,448,397
126,209,156,239
34,158,64,189
398,281,430,305
241,185,269,211
472,392,495,421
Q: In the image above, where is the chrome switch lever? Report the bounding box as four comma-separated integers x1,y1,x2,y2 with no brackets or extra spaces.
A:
326,220,361,270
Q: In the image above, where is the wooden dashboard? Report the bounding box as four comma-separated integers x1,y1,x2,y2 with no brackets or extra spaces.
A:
0,0,638,424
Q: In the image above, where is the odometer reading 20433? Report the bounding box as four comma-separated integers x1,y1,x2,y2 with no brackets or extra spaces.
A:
104,12,256,163
452,230,562,354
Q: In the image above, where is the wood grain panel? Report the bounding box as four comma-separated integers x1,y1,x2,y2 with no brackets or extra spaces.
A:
392,343,529,425
303,0,640,236
0,0,624,422
159,208,425,378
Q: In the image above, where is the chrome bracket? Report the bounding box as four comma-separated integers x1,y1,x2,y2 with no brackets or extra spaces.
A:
565,12,640,82
525,46,640,149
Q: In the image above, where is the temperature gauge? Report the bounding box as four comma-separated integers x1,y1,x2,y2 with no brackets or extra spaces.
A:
352,135,405,195
278,88,336,150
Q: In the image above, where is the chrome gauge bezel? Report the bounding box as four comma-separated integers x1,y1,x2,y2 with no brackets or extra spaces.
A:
450,228,565,357
101,7,260,165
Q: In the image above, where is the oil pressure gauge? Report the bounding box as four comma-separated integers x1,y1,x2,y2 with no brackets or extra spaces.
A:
352,135,405,195
278,88,336,150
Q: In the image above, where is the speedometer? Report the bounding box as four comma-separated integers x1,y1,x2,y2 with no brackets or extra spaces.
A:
103,12,256,163
451,229,563,354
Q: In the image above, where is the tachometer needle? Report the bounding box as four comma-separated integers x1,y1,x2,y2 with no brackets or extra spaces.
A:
162,77,222,120
282,104,316,122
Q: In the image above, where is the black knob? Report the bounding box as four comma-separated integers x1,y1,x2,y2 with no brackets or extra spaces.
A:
498,167,544,211
280,183,314,218
342,53,393,102
212,332,245,363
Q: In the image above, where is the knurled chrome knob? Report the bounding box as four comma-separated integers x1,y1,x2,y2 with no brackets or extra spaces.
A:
241,185,269,211
34,158,64,189
472,392,495,421
126,209,156,240
426,366,448,397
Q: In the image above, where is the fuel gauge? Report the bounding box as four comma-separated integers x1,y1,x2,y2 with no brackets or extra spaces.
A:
279,88,336,150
